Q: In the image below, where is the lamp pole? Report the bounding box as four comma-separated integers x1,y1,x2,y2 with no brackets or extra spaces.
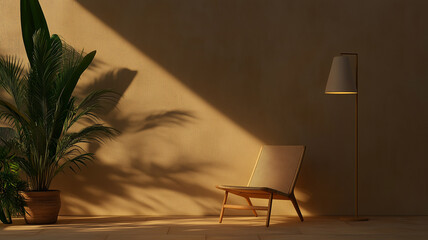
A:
340,53,359,217
339,53,368,220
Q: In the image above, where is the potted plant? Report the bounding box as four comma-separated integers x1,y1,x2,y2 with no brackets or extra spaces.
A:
0,0,118,224
0,128,26,224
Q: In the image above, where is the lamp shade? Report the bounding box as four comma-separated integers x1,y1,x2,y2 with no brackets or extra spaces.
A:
325,56,357,94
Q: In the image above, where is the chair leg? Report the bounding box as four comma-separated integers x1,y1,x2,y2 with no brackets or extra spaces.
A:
266,193,273,227
245,197,258,217
290,193,304,222
219,191,229,223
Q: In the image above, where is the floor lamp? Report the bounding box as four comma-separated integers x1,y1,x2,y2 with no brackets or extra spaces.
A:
325,53,368,221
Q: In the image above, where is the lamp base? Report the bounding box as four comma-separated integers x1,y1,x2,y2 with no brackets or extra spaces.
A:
340,217,369,221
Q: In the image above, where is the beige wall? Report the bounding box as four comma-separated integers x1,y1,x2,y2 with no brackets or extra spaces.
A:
1,0,428,216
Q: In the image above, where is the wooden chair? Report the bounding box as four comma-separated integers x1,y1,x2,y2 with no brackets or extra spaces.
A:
216,145,305,227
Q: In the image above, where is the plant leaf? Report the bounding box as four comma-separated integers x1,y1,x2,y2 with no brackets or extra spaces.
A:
20,0,50,64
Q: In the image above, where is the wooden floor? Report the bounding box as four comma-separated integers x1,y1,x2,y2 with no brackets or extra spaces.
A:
1,216,427,240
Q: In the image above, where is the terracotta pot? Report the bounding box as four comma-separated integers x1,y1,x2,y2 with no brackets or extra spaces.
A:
20,190,61,224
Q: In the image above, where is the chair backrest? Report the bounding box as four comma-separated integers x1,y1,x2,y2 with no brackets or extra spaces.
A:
247,145,305,195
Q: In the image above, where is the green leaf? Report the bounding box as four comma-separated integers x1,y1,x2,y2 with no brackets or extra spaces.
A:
62,51,96,105
0,56,26,110
20,0,50,64
51,51,96,145
0,209,12,224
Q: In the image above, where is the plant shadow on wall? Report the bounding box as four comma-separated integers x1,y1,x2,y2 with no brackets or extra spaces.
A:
75,0,323,214
54,65,220,215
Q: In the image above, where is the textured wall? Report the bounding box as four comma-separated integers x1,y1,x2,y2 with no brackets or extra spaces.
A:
0,0,427,216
